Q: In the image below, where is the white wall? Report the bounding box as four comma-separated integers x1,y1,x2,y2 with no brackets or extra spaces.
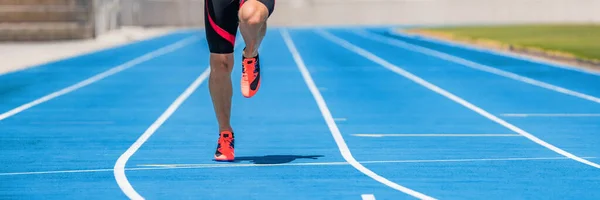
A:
269,0,600,27
116,0,600,27
119,0,204,27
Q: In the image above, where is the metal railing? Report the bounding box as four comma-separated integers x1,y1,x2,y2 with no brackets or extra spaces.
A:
93,0,121,36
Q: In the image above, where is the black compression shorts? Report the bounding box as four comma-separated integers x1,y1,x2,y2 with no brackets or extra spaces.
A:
204,0,275,54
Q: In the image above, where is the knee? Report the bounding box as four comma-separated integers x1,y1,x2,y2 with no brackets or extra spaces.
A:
210,54,234,74
239,2,266,25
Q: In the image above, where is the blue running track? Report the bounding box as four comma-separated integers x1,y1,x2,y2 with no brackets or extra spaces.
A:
1,27,599,200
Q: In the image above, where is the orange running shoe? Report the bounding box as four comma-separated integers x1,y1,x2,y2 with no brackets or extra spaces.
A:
241,51,261,98
214,130,235,161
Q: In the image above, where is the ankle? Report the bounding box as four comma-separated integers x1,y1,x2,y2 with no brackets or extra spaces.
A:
219,128,233,133
243,47,258,58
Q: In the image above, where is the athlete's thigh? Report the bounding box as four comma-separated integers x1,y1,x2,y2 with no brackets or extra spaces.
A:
204,0,240,54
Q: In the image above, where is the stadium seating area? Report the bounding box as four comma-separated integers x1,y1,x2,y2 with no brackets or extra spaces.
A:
0,0,94,41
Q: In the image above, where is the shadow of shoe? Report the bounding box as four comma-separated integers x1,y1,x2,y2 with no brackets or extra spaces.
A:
230,155,324,164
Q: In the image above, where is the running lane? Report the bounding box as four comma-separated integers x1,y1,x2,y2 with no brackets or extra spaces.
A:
379,29,600,98
301,28,600,199
123,29,403,200
0,31,196,114
0,32,207,199
349,28,600,160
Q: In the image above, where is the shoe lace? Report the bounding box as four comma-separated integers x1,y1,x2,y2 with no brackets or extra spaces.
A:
242,58,258,76
218,136,233,151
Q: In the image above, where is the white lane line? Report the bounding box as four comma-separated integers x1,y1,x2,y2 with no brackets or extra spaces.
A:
113,66,210,200
333,118,347,122
352,134,522,137
142,156,590,168
362,194,376,200
3,156,594,176
0,35,200,121
501,113,600,117
353,29,600,105
390,28,600,77
114,40,241,200
361,156,598,164
280,29,436,200
316,29,600,169
140,161,349,168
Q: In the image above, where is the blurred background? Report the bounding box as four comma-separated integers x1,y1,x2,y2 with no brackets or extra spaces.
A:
0,0,599,74
1,0,599,41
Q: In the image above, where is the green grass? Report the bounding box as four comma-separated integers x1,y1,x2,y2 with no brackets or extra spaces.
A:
416,24,600,61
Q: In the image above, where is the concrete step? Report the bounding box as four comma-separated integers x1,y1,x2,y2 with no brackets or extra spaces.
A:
0,0,76,6
0,5,88,22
